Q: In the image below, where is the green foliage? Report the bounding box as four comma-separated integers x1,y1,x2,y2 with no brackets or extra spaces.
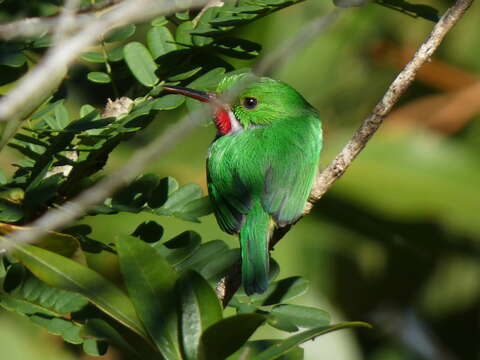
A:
333,0,439,22
0,0,373,358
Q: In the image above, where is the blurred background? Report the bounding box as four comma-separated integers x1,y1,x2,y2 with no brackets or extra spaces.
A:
1,0,479,359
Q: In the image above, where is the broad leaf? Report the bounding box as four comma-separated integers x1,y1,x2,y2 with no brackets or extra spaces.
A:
116,235,181,360
147,26,177,59
87,72,111,84
124,42,159,87
268,304,330,332
9,243,147,339
154,230,201,266
178,271,222,360
104,24,136,42
235,277,309,306
199,314,266,360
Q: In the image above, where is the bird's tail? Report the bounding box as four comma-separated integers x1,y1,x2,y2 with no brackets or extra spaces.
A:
240,201,273,295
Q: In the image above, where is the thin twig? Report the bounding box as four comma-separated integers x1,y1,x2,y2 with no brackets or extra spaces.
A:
218,0,474,305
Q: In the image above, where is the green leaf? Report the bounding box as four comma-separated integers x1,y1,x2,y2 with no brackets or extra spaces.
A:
81,52,105,63
155,183,203,215
237,277,309,306
176,11,190,21
83,319,141,358
112,173,159,212
175,243,239,283
175,21,194,48
187,67,226,91
167,66,202,81
151,16,168,27
268,304,330,332
0,198,23,222
147,26,177,59
30,315,84,344
87,71,111,84
154,230,201,266
9,243,147,339
148,176,179,208
124,42,159,87
176,240,229,273
199,314,266,360
116,235,181,359
33,35,53,48
104,24,136,42
83,338,109,356
215,37,261,60
1,271,88,315
0,51,27,67
178,271,223,360
229,340,303,360
107,46,125,62
152,94,185,110
253,322,372,360
199,249,240,283
132,220,164,243
175,196,213,222
44,102,69,130
79,104,98,118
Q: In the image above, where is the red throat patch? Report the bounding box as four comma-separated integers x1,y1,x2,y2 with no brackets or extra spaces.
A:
214,109,231,135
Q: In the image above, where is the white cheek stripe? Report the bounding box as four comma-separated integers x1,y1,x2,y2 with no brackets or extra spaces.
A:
227,110,243,134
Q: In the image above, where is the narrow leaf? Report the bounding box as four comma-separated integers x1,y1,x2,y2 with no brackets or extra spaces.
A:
253,322,372,360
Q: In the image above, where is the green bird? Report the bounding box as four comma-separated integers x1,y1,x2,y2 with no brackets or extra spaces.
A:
163,73,322,295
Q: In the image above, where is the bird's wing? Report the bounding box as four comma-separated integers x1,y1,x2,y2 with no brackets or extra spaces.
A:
206,169,248,234
207,137,253,234
261,115,322,226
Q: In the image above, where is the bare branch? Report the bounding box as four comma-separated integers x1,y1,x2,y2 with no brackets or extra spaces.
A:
218,0,474,305
308,0,473,204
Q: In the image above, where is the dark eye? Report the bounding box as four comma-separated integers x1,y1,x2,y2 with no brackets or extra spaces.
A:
242,97,258,110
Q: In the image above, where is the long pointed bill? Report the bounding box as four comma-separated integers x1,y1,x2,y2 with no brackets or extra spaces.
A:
162,85,236,135
162,85,220,105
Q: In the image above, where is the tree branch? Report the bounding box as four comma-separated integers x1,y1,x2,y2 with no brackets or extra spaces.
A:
217,0,474,305
1,7,343,251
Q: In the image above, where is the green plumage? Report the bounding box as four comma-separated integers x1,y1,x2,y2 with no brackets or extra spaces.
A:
206,74,322,295
163,74,322,294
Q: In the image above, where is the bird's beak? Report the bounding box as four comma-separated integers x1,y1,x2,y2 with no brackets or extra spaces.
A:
162,85,220,105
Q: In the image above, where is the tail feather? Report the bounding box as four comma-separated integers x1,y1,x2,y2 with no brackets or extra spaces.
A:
240,201,272,295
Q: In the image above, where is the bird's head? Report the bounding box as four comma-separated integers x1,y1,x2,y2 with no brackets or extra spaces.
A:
163,73,317,136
